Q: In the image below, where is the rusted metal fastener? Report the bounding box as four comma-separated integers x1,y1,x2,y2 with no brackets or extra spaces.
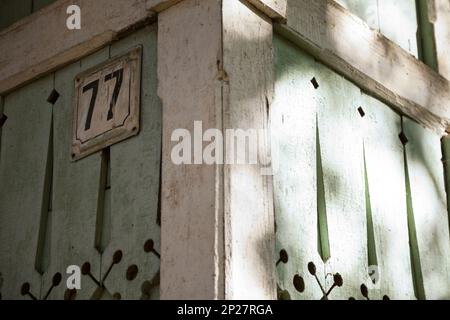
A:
275,249,288,266
43,272,62,300
144,239,160,259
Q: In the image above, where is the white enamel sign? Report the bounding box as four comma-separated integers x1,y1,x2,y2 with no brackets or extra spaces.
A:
72,46,141,160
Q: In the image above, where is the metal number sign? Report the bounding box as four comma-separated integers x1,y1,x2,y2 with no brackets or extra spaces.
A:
72,46,141,160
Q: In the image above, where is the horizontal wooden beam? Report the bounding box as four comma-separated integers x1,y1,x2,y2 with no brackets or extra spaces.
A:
244,0,287,21
278,0,450,134
146,0,185,12
0,0,164,95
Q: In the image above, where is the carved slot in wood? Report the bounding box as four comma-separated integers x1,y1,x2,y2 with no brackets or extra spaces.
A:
316,118,330,262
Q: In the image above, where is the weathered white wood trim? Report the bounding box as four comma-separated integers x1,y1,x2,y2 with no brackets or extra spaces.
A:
277,0,450,134
223,0,276,299
159,0,276,299
244,0,287,21
0,0,159,95
158,0,225,300
433,0,450,80
146,0,185,12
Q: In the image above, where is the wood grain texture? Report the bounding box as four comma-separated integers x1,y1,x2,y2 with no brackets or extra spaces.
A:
313,60,367,300
245,0,287,20
434,0,450,80
223,0,276,299
0,0,154,95
146,0,184,12
42,48,109,300
102,25,161,300
0,75,53,299
403,118,450,299
361,94,414,300
272,35,325,300
158,0,224,299
278,0,450,133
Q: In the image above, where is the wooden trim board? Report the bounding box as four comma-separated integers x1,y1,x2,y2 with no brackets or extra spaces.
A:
277,0,450,134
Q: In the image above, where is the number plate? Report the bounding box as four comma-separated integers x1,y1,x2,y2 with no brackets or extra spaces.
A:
72,46,141,160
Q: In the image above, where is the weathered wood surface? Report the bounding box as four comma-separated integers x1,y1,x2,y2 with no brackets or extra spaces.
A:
278,0,450,133
313,59,367,300
272,36,325,300
159,0,224,299
434,0,450,80
0,0,154,95
245,0,287,20
403,118,450,299
361,94,414,300
377,0,418,57
42,48,109,300
222,0,276,299
0,75,53,299
102,25,161,300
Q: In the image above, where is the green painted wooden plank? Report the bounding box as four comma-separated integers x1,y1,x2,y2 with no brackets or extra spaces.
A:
377,0,419,57
272,35,326,300
32,0,56,12
0,74,53,299
361,94,414,300
101,25,161,300
0,96,4,158
314,60,367,300
403,118,450,299
334,0,380,30
442,136,450,239
416,0,438,70
0,0,32,30
42,48,109,300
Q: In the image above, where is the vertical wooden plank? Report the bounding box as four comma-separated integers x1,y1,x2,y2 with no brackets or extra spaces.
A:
434,0,450,80
43,48,109,300
159,0,224,299
0,96,4,157
416,0,438,71
101,25,161,300
403,118,450,299
377,0,419,57
222,0,276,299
0,75,53,299
361,94,415,300
334,0,380,30
272,35,325,300
0,0,32,30
315,62,367,300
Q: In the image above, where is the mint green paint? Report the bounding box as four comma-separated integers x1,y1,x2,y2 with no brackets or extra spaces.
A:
442,136,450,238
403,145,426,300
0,74,53,299
363,145,378,268
415,0,438,71
272,35,326,300
43,48,110,300
316,119,330,263
34,116,54,275
103,25,161,300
